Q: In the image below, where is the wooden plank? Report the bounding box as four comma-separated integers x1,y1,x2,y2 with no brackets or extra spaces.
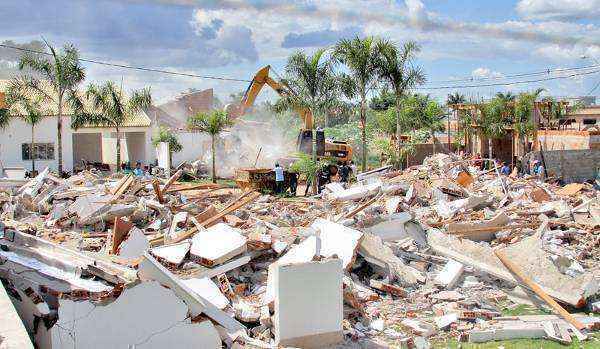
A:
110,217,133,255
111,175,134,201
110,175,130,195
162,169,183,193
337,194,381,222
494,249,586,331
171,191,260,243
152,179,165,204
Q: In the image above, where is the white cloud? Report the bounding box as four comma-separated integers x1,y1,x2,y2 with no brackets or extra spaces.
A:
516,0,600,20
471,67,504,79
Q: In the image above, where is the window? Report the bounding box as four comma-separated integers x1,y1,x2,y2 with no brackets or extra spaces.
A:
22,143,55,160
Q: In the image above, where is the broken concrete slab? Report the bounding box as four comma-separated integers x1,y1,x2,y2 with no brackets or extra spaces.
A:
117,227,149,259
150,241,191,266
273,258,343,348
52,281,222,349
190,223,247,267
359,232,423,285
181,277,230,310
434,259,464,289
428,230,598,307
310,218,363,270
138,252,246,332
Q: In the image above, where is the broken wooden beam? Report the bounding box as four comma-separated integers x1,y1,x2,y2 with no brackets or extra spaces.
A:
171,191,261,243
494,249,586,331
162,169,183,193
111,174,134,201
338,194,381,222
152,179,165,204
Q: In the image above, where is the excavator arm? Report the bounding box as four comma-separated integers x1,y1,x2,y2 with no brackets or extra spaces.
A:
226,66,313,129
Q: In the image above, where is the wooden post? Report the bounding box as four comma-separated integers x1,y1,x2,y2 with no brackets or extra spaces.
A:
494,249,586,330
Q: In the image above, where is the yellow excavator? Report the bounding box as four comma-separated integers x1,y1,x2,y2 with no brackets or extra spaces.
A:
225,65,353,162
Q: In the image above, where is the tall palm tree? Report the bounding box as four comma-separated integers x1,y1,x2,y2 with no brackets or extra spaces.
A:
6,80,49,173
480,97,509,159
71,81,152,172
333,36,381,171
273,48,340,163
376,40,426,168
152,126,183,166
187,110,233,183
514,88,544,154
15,40,85,175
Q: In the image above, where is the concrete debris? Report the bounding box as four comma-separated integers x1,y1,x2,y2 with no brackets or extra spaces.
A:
1,152,600,348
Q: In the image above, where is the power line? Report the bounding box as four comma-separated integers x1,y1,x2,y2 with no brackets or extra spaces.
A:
0,43,251,83
416,68,600,90
425,64,600,84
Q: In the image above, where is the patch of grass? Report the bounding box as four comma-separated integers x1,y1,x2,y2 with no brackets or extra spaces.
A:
500,304,551,317
433,333,600,349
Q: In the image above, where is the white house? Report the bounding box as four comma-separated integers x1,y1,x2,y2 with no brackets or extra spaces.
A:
0,80,155,174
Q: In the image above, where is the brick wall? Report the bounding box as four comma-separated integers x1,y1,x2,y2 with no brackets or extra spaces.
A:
528,149,600,183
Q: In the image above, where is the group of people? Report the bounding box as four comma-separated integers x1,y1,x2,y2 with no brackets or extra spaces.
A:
273,160,356,196
469,152,545,179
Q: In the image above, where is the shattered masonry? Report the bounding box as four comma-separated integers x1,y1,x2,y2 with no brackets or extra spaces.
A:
0,152,599,348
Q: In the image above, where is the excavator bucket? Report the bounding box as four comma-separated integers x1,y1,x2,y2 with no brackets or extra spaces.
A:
296,129,325,157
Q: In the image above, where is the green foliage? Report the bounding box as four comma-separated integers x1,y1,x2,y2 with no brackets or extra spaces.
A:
369,88,397,111
446,92,466,106
514,88,544,138
289,152,328,183
187,110,233,135
152,126,183,153
0,108,8,129
480,96,509,139
71,81,152,129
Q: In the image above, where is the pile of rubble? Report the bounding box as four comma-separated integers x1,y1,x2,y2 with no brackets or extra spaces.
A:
0,153,599,348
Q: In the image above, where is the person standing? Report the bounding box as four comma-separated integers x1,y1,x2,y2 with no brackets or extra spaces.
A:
339,162,350,183
500,162,511,175
274,163,284,194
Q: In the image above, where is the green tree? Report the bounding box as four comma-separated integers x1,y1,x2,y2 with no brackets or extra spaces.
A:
273,49,340,160
421,100,446,154
376,40,426,168
333,36,381,171
369,88,397,111
496,91,516,103
152,126,183,166
187,110,233,183
6,80,49,172
446,92,466,147
480,97,510,158
514,88,544,153
71,81,152,172
15,40,86,175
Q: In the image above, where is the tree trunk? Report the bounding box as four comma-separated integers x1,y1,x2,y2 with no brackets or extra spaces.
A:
57,93,63,176
360,96,367,172
211,134,216,183
431,133,436,155
31,125,35,173
488,138,493,162
447,110,452,150
395,96,402,169
116,127,121,173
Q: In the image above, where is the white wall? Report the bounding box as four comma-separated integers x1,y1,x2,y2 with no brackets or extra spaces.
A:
0,116,73,172
0,116,154,173
171,131,211,166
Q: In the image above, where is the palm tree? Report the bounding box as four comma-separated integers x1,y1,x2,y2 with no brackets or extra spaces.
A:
71,81,152,172
5,80,49,173
514,88,544,154
15,40,85,175
480,97,509,159
333,36,381,171
273,48,340,162
495,91,516,103
376,40,426,168
187,110,233,183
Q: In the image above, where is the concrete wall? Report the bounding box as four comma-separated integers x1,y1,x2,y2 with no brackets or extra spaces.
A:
528,149,600,182
171,131,211,166
536,130,600,150
72,132,102,165
273,258,343,349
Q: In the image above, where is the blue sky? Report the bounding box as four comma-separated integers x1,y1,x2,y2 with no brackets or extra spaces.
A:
1,0,600,104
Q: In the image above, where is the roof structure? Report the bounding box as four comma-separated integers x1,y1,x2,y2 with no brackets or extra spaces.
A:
0,79,151,128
